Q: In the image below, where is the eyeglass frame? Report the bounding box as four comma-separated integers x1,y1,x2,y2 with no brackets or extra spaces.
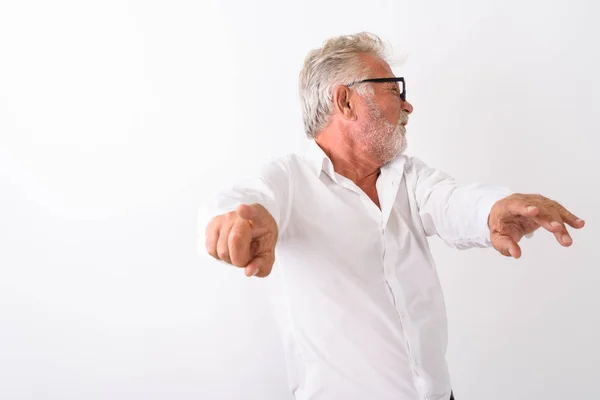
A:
345,77,406,101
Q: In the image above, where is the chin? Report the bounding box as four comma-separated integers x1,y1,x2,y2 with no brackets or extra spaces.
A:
385,138,407,163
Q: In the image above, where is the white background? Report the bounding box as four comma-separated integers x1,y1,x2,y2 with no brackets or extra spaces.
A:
1,0,598,399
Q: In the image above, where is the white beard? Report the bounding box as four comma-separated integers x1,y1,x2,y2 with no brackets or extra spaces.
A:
357,98,408,163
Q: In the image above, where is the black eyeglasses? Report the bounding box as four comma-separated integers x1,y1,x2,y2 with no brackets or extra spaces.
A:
346,77,406,101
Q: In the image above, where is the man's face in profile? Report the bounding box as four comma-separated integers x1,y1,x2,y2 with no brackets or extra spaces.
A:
348,54,413,163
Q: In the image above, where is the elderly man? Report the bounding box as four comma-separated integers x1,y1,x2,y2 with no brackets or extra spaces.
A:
201,32,585,400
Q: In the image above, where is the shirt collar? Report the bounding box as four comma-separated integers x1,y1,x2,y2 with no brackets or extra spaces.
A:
303,139,336,180
303,139,407,180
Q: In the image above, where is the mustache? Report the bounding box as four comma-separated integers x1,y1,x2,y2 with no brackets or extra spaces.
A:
398,111,409,126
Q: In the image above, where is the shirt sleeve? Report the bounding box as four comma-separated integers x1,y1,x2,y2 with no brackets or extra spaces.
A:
197,157,291,259
409,156,514,249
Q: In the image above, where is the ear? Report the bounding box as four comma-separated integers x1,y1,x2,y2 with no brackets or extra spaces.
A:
332,85,357,121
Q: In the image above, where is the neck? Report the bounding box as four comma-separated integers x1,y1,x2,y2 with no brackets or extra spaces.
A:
315,127,382,188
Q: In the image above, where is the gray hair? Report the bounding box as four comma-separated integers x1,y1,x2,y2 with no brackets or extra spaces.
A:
299,32,390,139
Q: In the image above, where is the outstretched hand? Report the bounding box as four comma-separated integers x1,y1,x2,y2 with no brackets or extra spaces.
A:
488,193,585,258
205,203,278,277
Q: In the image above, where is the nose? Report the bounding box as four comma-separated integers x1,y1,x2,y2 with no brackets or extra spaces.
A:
401,100,413,114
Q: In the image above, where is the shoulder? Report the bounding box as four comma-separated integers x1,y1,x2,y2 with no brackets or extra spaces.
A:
250,152,314,193
388,153,430,176
256,153,297,178
258,152,315,179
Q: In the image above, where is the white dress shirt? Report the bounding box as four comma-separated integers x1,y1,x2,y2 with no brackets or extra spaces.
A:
200,140,512,400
